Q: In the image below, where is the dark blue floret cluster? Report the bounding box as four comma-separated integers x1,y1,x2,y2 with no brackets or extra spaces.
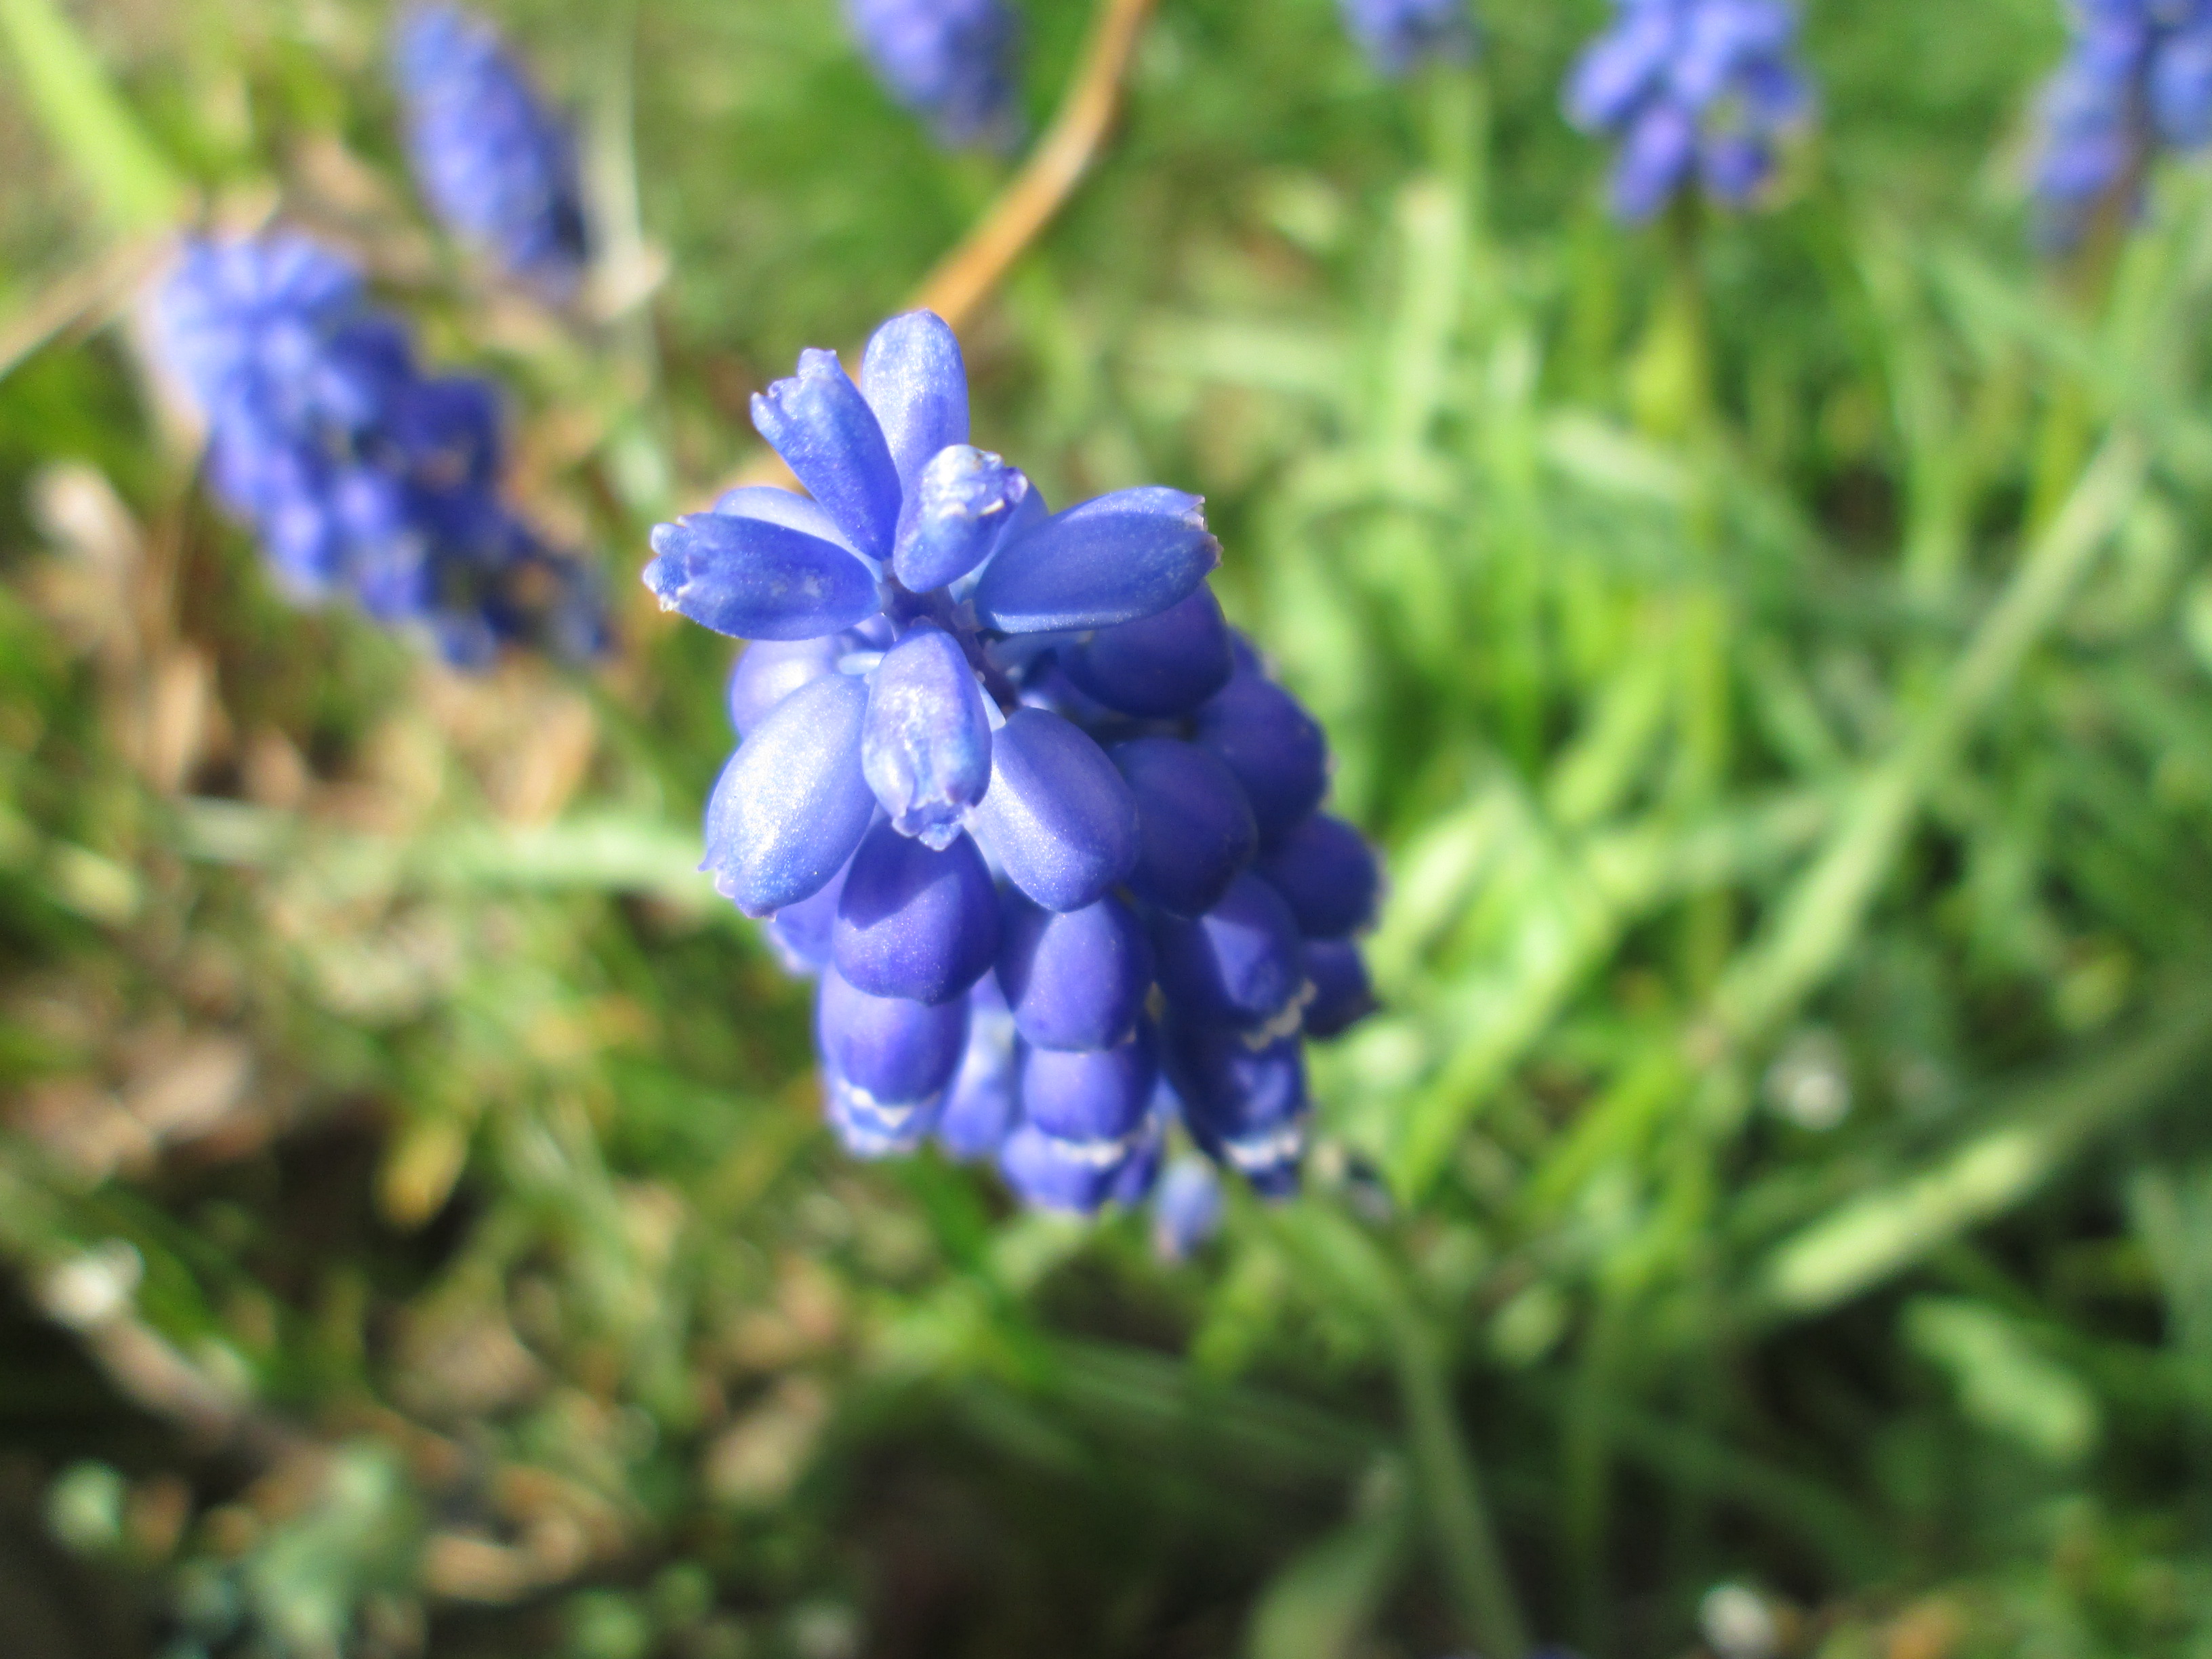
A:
2032,0,2212,245
845,0,1022,149
647,312,1381,1214
155,233,604,668
1565,0,1811,222
1338,0,1477,77
392,6,588,293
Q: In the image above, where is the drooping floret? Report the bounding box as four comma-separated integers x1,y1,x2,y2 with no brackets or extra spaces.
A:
844,0,1023,149
2030,0,2212,245
392,6,588,293
647,311,1381,1216
154,233,604,667
1564,0,1813,223
1338,0,1478,77
1151,1155,1225,1262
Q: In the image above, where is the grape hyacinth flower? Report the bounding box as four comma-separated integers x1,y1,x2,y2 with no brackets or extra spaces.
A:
846,0,1023,148
1339,0,1477,77
1564,0,1813,223
393,7,588,293
649,310,1381,1214
154,233,604,668
1151,1156,1224,1261
2030,0,2212,246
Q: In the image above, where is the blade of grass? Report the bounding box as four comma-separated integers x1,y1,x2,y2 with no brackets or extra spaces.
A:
1758,976,2212,1316
0,0,186,232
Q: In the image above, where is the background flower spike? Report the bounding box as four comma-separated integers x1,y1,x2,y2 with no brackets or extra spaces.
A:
392,5,588,294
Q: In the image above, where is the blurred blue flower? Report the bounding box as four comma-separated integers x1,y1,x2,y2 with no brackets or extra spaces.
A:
2032,0,2212,245
155,232,604,667
649,311,1381,1214
1565,0,1813,222
393,6,588,293
1151,1156,1223,1261
845,0,1023,148
1339,0,1477,77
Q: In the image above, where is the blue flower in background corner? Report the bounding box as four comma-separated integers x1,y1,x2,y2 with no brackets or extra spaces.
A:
1565,0,1813,223
1339,0,1477,77
647,311,1382,1215
393,6,589,293
155,233,605,668
2032,0,2212,246
845,0,1023,149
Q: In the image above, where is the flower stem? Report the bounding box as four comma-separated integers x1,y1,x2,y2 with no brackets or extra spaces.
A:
710,0,1160,504
907,0,1161,331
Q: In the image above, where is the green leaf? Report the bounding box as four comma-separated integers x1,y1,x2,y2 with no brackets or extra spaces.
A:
1246,1491,1410,1659
0,0,186,231
1905,1297,2101,1466
1760,983,2212,1316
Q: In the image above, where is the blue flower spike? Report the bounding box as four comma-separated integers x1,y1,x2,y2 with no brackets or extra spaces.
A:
846,0,1023,149
392,7,588,294
1339,0,1479,77
2032,0,2212,247
153,232,602,665
649,310,1382,1215
1565,0,1814,223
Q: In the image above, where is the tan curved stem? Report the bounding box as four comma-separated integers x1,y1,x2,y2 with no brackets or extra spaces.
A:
708,0,1160,501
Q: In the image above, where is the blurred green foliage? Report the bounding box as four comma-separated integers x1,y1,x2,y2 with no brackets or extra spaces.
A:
6,1,2212,1656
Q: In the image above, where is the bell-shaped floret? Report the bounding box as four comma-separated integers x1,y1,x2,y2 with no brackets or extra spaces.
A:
1109,1112,1166,1207
969,708,1139,912
1151,873,1307,1033
832,822,1000,1005
729,634,846,737
861,622,994,846
1303,938,1377,1039
1061,585,1234,718
1612,98,1699,222
894,445,1028,592
972,487,1221,634
1019,1026,1157,1146
816,966,970,1111
1256,813,1381,939
703,671,876,916
998,1123,1138,1214
861,311,971,496
1168,1025,1309,1183
998,892,1154,1052
1111,738,1258,917
644,508,880,641
1151,1155,1224,1262
751,349,903,560
1565,5,1671,131
937,976,1019,1161
1193,670,1330,844
764,842,857,975
827,1072,941,1158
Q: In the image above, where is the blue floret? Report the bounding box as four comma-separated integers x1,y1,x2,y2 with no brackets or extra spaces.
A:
647,310,1382,1218
1565,0,1812,223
